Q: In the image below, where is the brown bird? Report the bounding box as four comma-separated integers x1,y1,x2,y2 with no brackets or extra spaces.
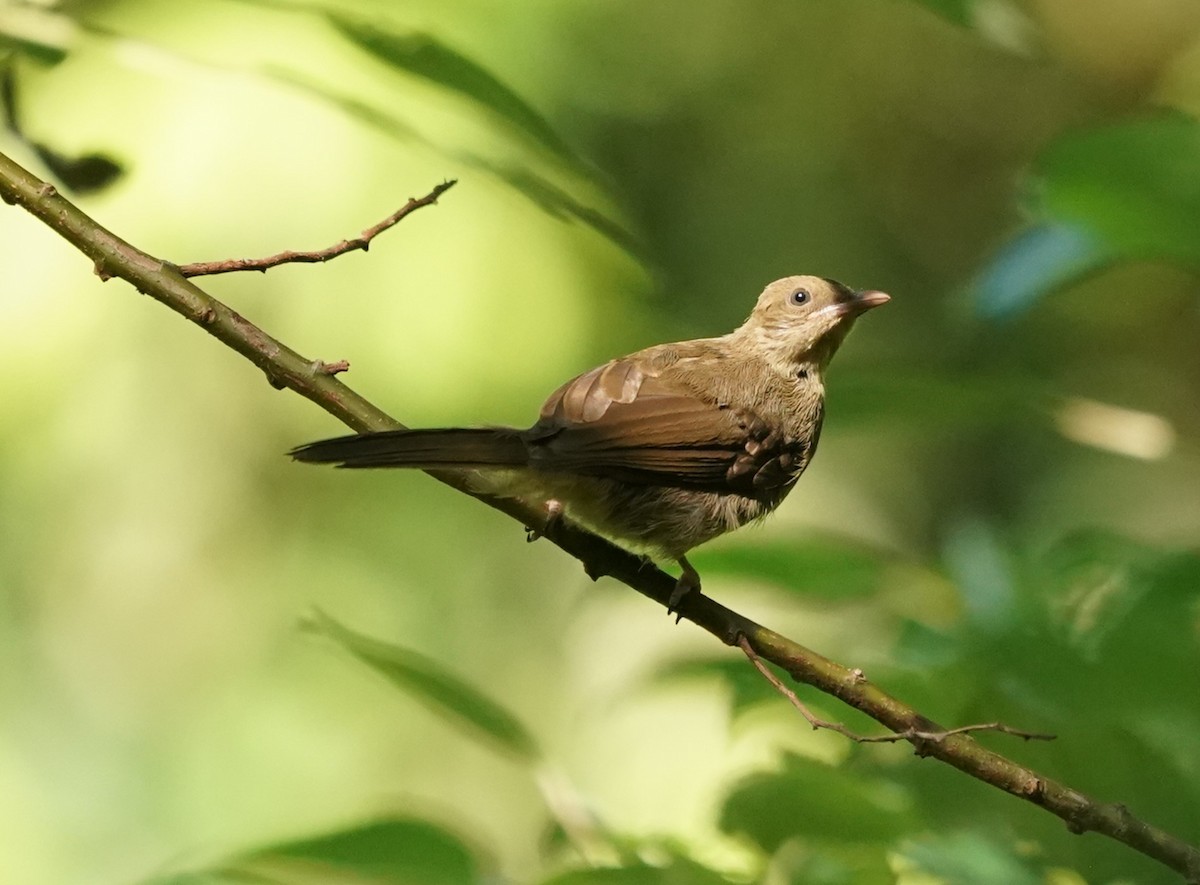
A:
291,276,888,609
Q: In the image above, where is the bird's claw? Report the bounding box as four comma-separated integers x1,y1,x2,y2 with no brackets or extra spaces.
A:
666,556,701,621
526,498,563,543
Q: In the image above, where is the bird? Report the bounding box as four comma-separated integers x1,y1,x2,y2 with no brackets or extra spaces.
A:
291,275,889,610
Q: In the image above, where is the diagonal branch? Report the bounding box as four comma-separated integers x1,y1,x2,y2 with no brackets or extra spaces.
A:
1,149,1197,884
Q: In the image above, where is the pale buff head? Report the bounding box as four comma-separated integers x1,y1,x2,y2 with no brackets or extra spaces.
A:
734,274,889,372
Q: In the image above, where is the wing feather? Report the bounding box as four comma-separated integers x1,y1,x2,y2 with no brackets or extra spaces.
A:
528,359,810,494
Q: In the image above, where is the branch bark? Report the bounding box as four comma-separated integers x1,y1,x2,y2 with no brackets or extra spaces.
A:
1,150,1196,883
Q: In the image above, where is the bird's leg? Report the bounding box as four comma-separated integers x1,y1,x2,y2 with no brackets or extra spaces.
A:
525,498,563,542
667,556,701,616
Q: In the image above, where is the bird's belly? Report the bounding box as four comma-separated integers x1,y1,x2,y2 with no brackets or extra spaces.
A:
478,469,778,559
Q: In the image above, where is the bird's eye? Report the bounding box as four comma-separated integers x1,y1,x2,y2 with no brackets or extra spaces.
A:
790,288,810,306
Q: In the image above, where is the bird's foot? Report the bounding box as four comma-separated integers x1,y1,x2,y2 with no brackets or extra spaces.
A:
525,498,564,543
666,556,701,621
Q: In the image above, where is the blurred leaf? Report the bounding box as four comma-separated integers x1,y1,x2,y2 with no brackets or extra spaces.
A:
692,537,885,598
832,370,1046,430
0,35,67,66
233,816,482,885
899,831,1042,885
474,157,642,256
909,0,974,26
892,618,962,670
720,754,912,852
1037,530,1200,664
2,61,123,193
326,15,579,166
306,608,541,762
941,518,1017,633
972,222,1112,319
1036,112,1200,265
654,657,778,714
137,873,247,885
766,844,893,885
142,816,486,885
977,112,1200,315
538,856,733,885
30,143,124,194
0,11,70,66
267,68,638,255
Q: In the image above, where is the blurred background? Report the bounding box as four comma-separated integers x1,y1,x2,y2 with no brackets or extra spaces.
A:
1,1,1198,883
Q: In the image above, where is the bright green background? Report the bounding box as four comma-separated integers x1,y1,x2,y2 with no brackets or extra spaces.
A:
1,1,1199,883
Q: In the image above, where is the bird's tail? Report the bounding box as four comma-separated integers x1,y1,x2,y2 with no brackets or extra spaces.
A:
290,427,529,469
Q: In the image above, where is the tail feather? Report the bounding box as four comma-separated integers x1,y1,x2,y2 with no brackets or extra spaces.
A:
290,427,529,469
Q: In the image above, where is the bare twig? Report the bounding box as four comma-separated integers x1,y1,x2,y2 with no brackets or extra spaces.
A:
737,635,1056,745
175,180,457,278
1,150,1197,884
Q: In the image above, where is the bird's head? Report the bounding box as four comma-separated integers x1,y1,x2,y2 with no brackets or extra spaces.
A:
736,274,889,373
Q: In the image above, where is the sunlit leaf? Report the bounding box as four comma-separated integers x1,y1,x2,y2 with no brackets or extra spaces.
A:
720,754,912,852
692,537,885,598
327,15,579,166
306,608,541,762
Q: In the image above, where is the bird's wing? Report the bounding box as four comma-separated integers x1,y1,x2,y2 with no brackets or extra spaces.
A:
528,358,810,494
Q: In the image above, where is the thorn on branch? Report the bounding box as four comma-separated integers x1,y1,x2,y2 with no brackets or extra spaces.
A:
174,179,457,279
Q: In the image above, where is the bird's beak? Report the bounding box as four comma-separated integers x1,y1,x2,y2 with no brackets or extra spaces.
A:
833,289,891,317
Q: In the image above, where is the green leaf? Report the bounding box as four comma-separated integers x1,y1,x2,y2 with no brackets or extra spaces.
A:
974,112,1200,316
305,608,541,762
831,370,1045,430
140,817,487,885
654,657,779,714
327,15,578,166
891,619,962,670
1037,530,1200,664
909,0,974,26
264,68,638,256
1035,112,1200,266
0,14,70,67
900,831,1042,885
233,817,483,885
720,754,912,852
692,537,885,598
538,856,733,885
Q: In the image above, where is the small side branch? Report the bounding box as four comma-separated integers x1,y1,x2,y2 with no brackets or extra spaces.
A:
737,635,1055,745
176,180,457,278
